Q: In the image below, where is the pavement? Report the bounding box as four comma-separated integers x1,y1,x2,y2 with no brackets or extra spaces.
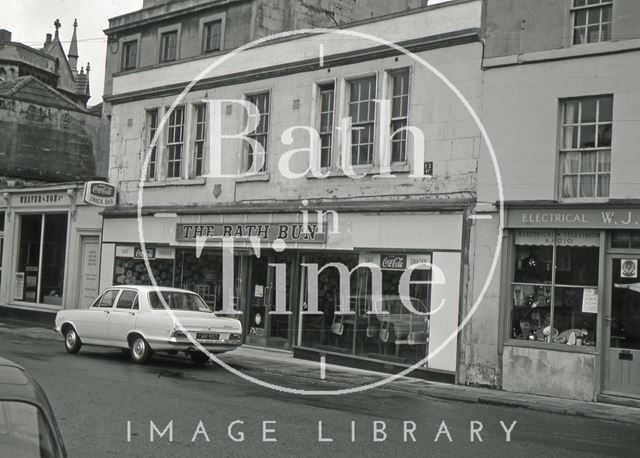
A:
2,319,639,427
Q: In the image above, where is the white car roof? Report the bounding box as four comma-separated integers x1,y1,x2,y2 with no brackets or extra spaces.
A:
106,285,198,294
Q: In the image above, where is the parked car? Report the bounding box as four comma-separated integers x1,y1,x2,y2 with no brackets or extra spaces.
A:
54,286,243,365
0,357,67,457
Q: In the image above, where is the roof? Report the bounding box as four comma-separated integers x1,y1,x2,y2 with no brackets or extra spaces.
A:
106,285,200,294
0,75,89,112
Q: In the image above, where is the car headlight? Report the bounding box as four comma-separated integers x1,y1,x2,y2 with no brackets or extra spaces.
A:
171,330,187,338
230,333,242,340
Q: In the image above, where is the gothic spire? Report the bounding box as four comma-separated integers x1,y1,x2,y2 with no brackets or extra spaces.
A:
68,19,79,70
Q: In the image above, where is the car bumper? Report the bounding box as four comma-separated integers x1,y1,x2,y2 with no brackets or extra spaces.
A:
149,337,242,353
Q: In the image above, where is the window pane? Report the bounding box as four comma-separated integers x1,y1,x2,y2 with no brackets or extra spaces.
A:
580,124,596,148
574,28,586,44
575,10,587,26
553,287,598,345
40,214,68,305
599,96,613,121
581,98,597,123
116,291,137,309
580,175,596,197
563,100,579,125
563,126,578,149
597,152,611,172
562,175,579,198
513,244,554,284
587,9,600,25
597,174,610,197
587,25,600,42
562,151,580,173
580,151,597,173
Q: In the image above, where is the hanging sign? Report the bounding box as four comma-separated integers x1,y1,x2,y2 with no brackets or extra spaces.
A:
621,259,638,279
83,181,117,207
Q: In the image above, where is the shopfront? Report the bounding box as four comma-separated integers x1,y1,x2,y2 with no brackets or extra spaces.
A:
0,185,104,321
100,206,465,380
502,206,640,402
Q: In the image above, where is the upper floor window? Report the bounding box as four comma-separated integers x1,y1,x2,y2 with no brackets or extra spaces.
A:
194,104,207,177
559,95,613,199
318,83,335,169
160,31,178,63
389,69,410,164
572,0,613,45
203,20,222,53
122,40,138,70
166,107,185,178
349,76,377,166
245,92,270,173
146,109,159,180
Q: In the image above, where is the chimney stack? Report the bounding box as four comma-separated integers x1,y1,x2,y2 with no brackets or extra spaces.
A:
45,33,52,46
0,29,12,43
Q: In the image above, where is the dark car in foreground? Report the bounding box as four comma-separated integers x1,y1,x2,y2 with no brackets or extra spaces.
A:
0,357,66,457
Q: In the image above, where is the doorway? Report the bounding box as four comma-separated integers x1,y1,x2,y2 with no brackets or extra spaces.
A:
245,252,296,350
603,256,640,398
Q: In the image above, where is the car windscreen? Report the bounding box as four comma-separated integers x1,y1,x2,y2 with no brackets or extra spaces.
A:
148,291,212,313
0,400,60,458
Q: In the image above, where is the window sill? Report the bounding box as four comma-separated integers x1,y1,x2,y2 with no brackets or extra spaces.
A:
235,173,270,183
139,178,206,188
483,38,640,68
504,339,599,355
558,197,610,204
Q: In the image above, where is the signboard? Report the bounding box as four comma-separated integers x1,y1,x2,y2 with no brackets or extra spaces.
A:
381,255,407,270
15,193,66,206
515,230,600,247
582,288,599,314
176,222,327,244
79,239,100,308
508,208,640,229
83,181,117,207
621,259,638,279
358,253,432,270
115,246,175,260
14,273,24,301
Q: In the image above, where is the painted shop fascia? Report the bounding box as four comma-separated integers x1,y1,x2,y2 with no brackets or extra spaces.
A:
497,202,640,402
0,183,108,322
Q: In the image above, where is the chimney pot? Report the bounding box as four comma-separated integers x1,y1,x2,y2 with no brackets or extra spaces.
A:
45,33,52,45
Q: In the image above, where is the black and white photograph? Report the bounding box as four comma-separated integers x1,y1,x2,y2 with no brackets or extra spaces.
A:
0,0,639,456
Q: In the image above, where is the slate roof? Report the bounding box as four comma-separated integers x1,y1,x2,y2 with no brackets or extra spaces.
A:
0,76,89,112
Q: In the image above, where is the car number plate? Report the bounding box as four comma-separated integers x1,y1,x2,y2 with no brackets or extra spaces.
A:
196,332,219,340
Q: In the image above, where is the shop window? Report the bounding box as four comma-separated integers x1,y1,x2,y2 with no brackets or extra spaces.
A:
203,20,222,53
244,92,270,173
299,253,431,366
193,104,207,177
146,109,159,180
611,231,640,249
121,39,138,70
572,0,612,45
114,250,175,287
560,95,613,199
160,30,178,63
16,214,68,305
166,106,185,179
318,83,335,169
389,69,410,164
511,230,599,347
348,76,377,166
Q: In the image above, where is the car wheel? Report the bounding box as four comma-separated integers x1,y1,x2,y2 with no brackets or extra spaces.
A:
190,351,210,366
130,336,152,364
64,327,81,354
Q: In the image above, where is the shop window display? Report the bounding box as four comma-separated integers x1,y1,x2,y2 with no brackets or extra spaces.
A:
114,257,174,287
17,213,67,305
511,230,599,347
300,253,431,366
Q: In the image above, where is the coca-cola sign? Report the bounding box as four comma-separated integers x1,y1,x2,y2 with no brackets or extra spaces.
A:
380,255,407,270
83,181,117,207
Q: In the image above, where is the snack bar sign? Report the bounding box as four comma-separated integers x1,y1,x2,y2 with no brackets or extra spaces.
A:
83,181,116,207
176,222,327,244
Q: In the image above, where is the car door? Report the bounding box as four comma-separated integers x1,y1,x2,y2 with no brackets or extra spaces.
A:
108,289,138,346
83,289,120,344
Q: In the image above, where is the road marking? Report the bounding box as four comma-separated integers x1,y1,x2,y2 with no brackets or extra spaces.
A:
320,356,326,379
468,214,493,220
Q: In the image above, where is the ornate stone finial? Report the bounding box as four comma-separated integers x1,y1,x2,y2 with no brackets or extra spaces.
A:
54,19,61,37
86,62,90,73
73,19,78,29
80,66,84,75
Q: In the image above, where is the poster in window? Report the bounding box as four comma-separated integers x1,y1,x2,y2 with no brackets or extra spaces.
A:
581,288,598,314
621,259,638,279
14,273,24,301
